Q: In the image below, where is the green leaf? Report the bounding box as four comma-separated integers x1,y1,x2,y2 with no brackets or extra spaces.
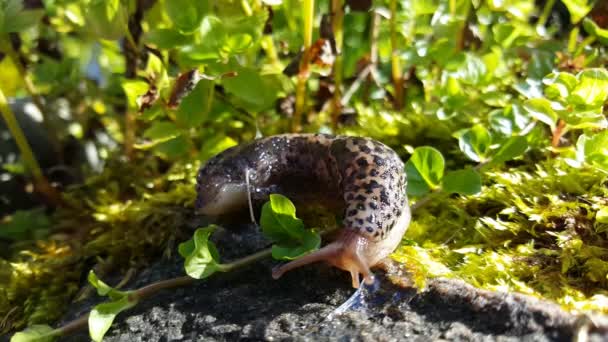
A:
493,22,525,48
561,0,593,24
560,106,607,130
457,124,491,163
523,98,558,130
0,0,43,33
596,207,608,224
260,194,321,259
260,194,306,242
140,104,165,121
447,52,487,85
221,67,281,112
137,121,182,149
179,226,221,279
271,230,321,260
199,135,238,162
491,136,528,165
528,51,555,81
84,0,129,40
570,69,608,107
89,296,136,342
165,0,209,33
144,53,165,80
583,18,608,46
144,29,194,49
152,134,190,160
0,208,50,240
87,271,126,301
176,79,214,128
441,169,482,195
10,324,56,342
121,80,149,109
406,146,445,190
543,72,578,99
405,161,431,196
578,131,608,173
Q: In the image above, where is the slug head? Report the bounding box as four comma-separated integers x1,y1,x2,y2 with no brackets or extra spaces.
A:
195,147,249,216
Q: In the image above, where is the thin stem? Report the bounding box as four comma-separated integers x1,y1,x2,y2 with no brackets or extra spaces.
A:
303,0,315,48
293,0,315,132
537,0,556,27
1,36,45,119
0,34,62,158
132,276,194,301
241,0,253,16
48,247,273,339
568,26,579,53
362,11,381,104
410,191,437,212
262,36,280,67
330,0,344,130
390,0,403,110
56,314,89,337
342,65,371,106
0,88,60,204
123,0,146,160
0,89,44,182
219,248,272,273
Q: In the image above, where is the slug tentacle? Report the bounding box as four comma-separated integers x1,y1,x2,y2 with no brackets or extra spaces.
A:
195,134,410,288
272,230,375,288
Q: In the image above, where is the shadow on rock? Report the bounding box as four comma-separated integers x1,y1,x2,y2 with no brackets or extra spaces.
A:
59,224,608,341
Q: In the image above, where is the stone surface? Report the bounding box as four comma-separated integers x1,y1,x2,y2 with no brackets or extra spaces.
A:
58,224,608,341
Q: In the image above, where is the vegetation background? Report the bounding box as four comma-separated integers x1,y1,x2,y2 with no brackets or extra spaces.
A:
1,0,608,340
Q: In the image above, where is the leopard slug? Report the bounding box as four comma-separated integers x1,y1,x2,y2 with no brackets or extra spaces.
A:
195,134,410,288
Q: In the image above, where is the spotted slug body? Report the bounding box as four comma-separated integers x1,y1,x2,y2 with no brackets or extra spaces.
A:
196,134,410,288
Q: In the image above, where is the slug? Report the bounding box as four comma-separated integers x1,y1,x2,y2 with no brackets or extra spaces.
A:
195,134,410,288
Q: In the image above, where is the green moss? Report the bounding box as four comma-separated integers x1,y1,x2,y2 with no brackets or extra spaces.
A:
0,158,199,334
393,159,608,314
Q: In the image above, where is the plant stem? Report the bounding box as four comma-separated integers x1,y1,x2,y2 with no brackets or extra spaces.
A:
0,88,60,205
56,314,89,337
303,0,314,48
123,0,146,160
410,190,438,212
330,0,344,130
241,0,253,16
262,36,280,67
132,276,194,301
0,34,63,159
219,248,273,273
537,0,556,28
293,0,315,132
47,247,273,339
389,0,403,110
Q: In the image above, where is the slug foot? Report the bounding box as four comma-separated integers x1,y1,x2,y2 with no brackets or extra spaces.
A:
272,230,374,289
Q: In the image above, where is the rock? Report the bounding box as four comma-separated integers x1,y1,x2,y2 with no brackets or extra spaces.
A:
58,224,608,341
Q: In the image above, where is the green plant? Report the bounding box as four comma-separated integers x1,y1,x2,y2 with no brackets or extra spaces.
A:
2,0,608,338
